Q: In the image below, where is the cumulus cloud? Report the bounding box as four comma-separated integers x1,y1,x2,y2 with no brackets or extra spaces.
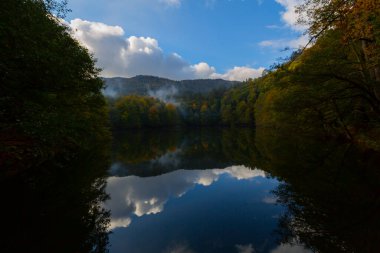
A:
213,66,265,81
69,19,263,81
109,217,131,230
275,0,306,31
190,62,217,79
104,165,266,230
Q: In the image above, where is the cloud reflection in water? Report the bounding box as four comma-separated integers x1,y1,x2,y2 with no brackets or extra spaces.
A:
105,165,266,229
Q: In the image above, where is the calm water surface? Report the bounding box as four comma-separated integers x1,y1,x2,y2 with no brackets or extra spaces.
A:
104,128,380,253
3,128,379,253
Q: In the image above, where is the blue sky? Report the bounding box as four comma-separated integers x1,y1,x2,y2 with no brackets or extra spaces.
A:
65,0,306,80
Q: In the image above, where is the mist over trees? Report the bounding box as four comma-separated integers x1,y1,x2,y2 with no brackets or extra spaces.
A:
108,80,259,128
102,75,239,98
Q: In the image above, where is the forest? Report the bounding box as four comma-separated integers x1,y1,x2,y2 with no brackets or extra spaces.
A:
1,1,379,252
0,0,110,174
108,0,380,150
1,0,380,173
254,0,379,147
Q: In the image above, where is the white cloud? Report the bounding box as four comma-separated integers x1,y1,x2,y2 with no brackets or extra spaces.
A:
213,66,265,81
259,35,309,49
69,18,263,81
104,165,266,230
275,0,306,31
109,217,131,230
260,1,310,53
190,62,217,79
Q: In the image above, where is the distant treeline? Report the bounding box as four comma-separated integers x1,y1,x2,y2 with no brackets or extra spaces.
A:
103,75,239,97
110,96,180,128
108,84,257,128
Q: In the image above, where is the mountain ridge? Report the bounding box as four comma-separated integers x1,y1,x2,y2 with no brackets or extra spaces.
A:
102,75,240,98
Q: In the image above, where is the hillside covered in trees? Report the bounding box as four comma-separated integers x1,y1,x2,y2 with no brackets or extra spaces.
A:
253,0,380,146
103,75,239,98
109,0,380,149
2,0,379,169
0,0,110,173
1,1,111,252
108,81,256,128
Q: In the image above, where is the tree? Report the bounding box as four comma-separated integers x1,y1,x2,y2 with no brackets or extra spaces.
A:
148,105,160,126
0,0,110,171
297,0,380,114
165,103,179,126
111,95,180,128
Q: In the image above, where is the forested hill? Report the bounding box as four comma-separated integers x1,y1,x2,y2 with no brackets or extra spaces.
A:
102,75,240,97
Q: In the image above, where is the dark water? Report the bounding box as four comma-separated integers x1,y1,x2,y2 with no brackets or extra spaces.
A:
2,128,380,253
2,147,110,253
105,128,380,253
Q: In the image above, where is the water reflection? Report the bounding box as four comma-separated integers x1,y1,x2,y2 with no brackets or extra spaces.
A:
107,168,286,253
105,165,266,229
255,128,380,253
108,128,380,253
110,128,258,177
5,127,378,253
1,147,111,253
107,129,314,253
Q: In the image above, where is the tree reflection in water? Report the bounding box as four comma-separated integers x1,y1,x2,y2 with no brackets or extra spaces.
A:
1,146,111,253
3,127,378,253
111,128,380,253
255,128,380,253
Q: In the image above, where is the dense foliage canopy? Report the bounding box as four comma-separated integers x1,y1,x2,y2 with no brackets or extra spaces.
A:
110,95,179,128
252,0,380,146
109,84,257,128
0,0,110,173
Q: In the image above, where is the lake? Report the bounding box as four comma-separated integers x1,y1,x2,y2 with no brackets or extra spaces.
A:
2,128,379,253
105,128,380,253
